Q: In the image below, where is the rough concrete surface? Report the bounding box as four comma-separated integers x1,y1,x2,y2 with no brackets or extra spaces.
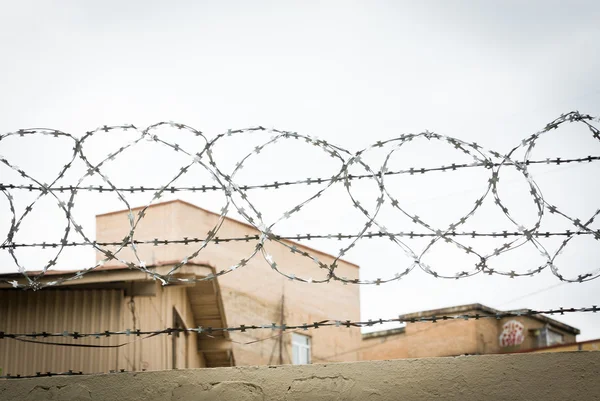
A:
1,352,599,401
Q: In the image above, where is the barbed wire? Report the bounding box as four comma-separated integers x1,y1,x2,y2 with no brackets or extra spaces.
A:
1,370,87,379
1,229,598,250
1,111,599,289
1,306,596,378
2,155,598,194
1,306,596,342
0,369,131,380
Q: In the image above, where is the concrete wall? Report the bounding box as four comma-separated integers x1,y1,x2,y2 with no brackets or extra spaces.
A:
96,200,362,366
1,353,598,400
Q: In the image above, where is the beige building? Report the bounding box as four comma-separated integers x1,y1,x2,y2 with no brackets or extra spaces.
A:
0,200,361,376
358,303,580,361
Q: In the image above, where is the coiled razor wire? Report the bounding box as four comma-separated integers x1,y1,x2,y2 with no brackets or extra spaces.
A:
1,111,599,290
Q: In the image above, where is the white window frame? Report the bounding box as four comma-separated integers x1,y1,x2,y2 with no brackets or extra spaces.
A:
292,333,311,365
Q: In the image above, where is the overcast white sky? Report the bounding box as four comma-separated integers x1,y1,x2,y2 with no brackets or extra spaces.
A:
1,1,600,340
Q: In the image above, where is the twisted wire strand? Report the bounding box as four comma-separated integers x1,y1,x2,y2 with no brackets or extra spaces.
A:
1,305,597,378
0,306,595,340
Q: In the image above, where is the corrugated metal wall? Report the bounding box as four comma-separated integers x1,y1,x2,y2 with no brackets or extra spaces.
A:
0,284,206,376
118,285,204,371
0,289,122,376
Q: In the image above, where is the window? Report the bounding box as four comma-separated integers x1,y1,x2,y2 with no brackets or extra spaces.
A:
292,333,311,364
547,329,564,346
534,326,565,348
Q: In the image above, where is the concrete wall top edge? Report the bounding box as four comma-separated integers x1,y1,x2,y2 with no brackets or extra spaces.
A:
1,352,599,401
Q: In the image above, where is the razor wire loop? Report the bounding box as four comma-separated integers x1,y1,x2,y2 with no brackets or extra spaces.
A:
0,112,599,289
373,132,495,281
519,115,600,282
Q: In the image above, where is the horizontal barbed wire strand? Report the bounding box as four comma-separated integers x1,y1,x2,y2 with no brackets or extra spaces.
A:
0,306,596,340
2,155,598,193
2,306,597,378
1,229,598,250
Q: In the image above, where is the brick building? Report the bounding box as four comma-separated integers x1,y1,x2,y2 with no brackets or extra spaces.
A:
358,304,580,361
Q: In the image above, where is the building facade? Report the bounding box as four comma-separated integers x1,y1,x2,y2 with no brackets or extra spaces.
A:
0,262,228,374
359,304,580,361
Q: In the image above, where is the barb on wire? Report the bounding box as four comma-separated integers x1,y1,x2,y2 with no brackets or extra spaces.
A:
0,369,127,380
1,112,599,289
0,306,597,341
